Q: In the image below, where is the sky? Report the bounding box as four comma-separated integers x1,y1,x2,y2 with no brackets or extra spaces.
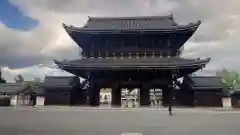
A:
0,0,240,82
0,0,38,30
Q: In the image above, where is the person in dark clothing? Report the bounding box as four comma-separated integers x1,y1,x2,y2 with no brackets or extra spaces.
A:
168,102,172,116
168,89,173,116
30,93,37,108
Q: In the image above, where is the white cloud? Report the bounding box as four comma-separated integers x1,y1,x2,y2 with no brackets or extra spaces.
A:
1,0,240,81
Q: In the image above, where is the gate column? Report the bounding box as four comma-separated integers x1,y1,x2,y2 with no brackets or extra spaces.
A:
88,83,100,106
140,84,150,106
111,84,121,106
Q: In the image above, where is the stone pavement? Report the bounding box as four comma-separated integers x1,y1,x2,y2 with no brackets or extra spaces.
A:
0,106,240,135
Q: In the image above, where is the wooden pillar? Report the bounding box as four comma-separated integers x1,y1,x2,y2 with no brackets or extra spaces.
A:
168,82,174,106
140,84,150,106
111,84,121,106
88,83,100,106
161,73,175,106
71,87,88,106
161,85,170,106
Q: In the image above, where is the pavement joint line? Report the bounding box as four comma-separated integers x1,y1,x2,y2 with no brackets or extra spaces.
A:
9,106,240,113
23,110,240,114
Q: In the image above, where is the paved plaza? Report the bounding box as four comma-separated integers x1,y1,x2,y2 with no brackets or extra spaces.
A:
0,107,239,135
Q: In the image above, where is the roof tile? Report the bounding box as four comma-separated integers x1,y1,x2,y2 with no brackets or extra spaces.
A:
0,84,25,94
189,76,223,88
63,15,200,31
43,76,79,88
55,57,210,68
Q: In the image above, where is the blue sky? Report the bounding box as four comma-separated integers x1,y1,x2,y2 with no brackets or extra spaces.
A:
0,0,38,30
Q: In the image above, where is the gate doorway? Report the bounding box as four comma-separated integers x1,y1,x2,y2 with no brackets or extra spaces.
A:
121,88,139,108
99,88,112,106
150,89,163,107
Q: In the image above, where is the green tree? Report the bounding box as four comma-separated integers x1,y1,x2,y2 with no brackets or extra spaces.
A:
25,82,36,90
24,80,40,94
216,69,240,91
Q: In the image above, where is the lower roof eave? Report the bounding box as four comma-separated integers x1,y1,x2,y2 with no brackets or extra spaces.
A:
59,64,206,78
0,92,17,95
58,64,207,70
54,57,210,71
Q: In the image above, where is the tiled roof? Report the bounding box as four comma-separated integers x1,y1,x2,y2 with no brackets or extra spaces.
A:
0,84,25,94
20,87,45,96
85,15,177,30
55,57,210,69
54,58,209,78
43,76,79,89
189,76,223,88
63,15,201,32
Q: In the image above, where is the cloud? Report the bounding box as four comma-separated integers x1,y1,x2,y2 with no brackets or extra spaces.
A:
10,0,178,17
0,8,81,69
1,0,240,81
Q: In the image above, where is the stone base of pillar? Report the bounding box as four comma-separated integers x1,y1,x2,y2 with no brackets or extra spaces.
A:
140,85,150,106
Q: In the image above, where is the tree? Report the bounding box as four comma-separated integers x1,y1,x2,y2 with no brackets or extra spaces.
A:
14,74,24,84
216,69,240,91
24,79,41,94
25,82,37,91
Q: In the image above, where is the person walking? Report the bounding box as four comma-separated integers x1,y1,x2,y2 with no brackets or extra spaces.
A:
30,92,37,108
168,89,173,116
168,102,172,116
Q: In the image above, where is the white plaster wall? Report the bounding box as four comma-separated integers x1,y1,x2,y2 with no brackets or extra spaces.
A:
10,96,17,106
36,97,45,106
222,97,232,108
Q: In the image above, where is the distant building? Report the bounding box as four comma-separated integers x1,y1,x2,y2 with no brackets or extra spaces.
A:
0,83,44,106
181,76,226,106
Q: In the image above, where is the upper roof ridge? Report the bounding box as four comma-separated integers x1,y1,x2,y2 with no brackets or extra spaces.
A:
62,14,201,33
88,14,173,20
